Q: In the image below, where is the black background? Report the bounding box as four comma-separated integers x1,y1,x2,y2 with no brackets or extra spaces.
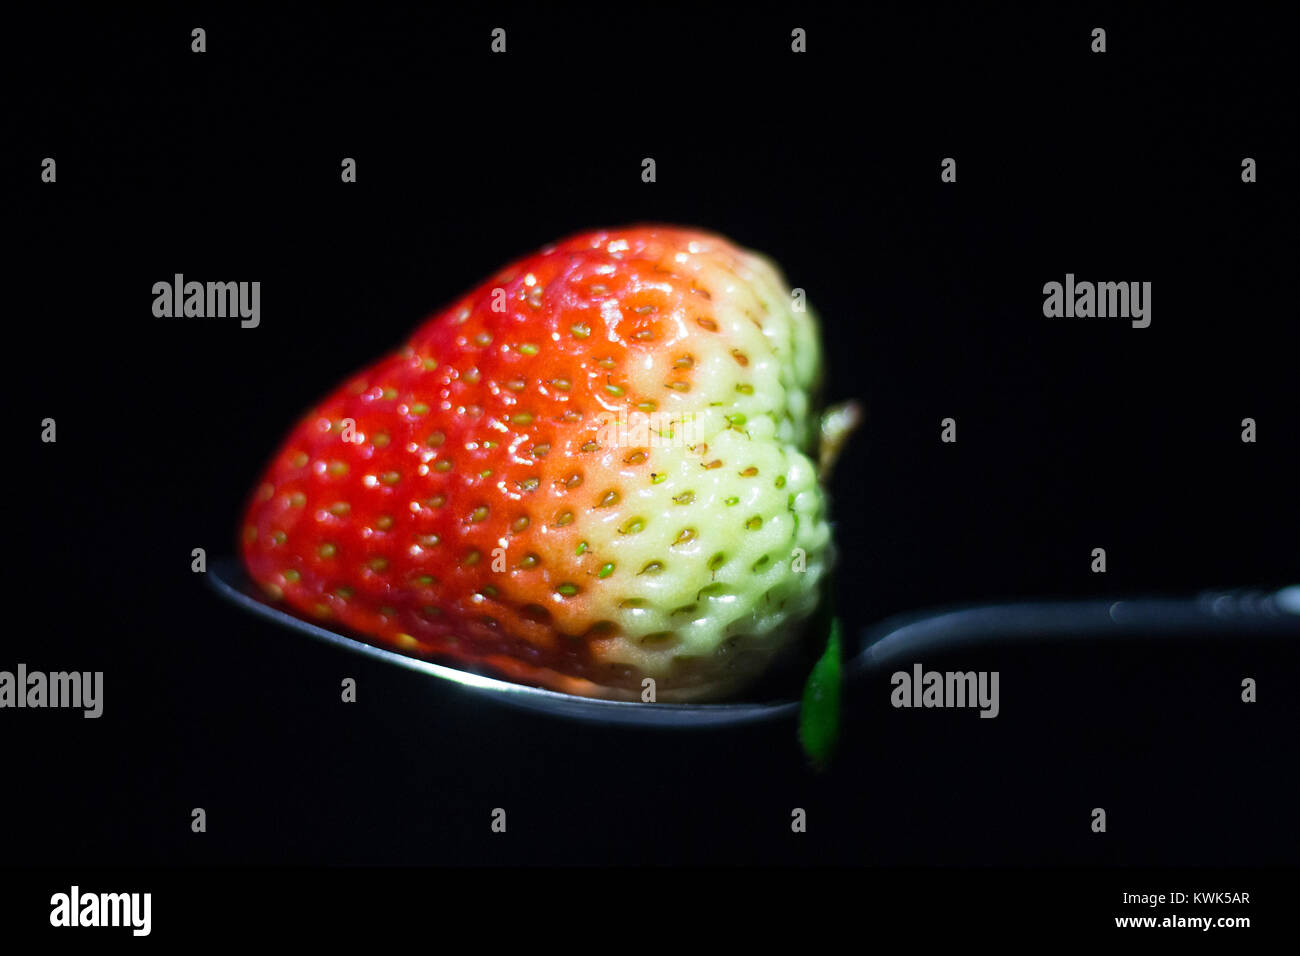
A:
7,0,1297,892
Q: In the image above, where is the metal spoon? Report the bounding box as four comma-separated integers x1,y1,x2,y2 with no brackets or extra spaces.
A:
208,557,1298,728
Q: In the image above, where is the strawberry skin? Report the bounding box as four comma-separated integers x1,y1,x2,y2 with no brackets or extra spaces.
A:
242,226,831,700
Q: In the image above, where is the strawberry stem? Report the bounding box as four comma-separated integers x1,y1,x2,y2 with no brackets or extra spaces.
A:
818,400,863,480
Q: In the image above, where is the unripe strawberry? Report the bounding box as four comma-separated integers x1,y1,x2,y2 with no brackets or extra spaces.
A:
242,226,835,700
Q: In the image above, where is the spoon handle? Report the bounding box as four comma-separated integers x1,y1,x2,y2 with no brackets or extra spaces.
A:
854,585,1300,673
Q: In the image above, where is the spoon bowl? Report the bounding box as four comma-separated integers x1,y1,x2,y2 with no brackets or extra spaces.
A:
207,557,810,726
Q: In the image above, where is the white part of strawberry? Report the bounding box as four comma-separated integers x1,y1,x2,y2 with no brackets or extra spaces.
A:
577,242,830,699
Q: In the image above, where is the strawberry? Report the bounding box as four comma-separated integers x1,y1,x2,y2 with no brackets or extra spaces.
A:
241,226,837,700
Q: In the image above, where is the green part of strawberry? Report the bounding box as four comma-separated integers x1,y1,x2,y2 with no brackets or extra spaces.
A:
241,226,836,701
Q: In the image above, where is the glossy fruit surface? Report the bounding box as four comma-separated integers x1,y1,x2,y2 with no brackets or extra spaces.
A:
242,227,831,699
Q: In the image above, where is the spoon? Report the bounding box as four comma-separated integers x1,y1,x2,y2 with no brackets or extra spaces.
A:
207,557,1298,728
